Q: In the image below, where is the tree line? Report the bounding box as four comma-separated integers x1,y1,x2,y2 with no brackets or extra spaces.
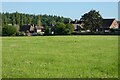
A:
1,10,106,36
1,12,74,36
2,12,72,27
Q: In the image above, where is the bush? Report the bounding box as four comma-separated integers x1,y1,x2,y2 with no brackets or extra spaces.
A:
65,23,74,34
54,22,66,35
54,22,74,35
2,25,17,36
44,26,50,35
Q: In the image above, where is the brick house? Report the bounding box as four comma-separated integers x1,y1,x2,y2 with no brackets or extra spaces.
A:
19,24,44,36
72,18,119,33
71,19,84,32
100,19,119,32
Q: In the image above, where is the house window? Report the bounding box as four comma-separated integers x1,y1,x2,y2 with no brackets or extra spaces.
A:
96,29,98,32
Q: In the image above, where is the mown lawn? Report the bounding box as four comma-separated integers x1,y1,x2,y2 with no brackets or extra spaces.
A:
2,36,118,78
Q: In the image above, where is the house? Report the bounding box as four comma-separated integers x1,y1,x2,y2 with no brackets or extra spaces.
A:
19,24,44,36
36,26,44,35
100,19,119,32
36,26,44,33
20,25,31,32
19,24,35,36
71,18,119,33
71,19,84,32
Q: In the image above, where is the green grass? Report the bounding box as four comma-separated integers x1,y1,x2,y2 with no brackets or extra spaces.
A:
2,36,118,78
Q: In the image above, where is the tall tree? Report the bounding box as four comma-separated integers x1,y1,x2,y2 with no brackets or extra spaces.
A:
20,14,24,26
31,14,37,26
37,15,42,26
26,14,31,25
11,14,16,25
15,12,20,25
80,10,103,32
23,14,27,25
2,13,7,26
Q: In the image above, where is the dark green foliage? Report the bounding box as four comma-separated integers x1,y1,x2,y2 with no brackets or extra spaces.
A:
81,10,103,32
15,12,20,25
54,22,66,35
2,13,8,26
31,15,37,26
37,15,42,26
11,14,16,25
44,26,50,34
65,23,74,34
20,14,24,26
2,25,17,36
26,14,32,25
54,23,74,35
1,12,74,36
2,12,72,29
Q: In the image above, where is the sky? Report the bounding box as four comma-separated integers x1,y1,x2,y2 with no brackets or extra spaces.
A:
118,2,120,21
1,0,119,2
2,2,119,20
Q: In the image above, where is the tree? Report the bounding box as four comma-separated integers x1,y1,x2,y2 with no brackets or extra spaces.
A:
44,26,50,34
37,15,42,26
65,23,74,34
2,25,17,36
11,14,16,25
1,12,75,35
2,14,7,26
20,14,24,26
64,18,72,24
15,12,20,25
23,14,27,25
54,22,66,35
26,14,31,24
80,10,103,32
31,14,37,25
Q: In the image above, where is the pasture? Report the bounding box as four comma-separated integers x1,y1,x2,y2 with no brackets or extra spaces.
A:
2,36,118,78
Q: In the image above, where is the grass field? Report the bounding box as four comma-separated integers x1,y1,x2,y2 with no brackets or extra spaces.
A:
2,36,118,78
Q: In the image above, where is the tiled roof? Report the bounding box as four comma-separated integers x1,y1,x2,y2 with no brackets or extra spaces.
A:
101,19,115,28
19,25,31,32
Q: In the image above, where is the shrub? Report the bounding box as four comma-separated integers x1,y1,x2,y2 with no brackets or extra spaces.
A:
2,25,17,36
65,23,74,34
54,22,66,35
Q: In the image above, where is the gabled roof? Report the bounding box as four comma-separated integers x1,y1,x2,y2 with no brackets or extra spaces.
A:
101,19,115,28
19,25,31,32
71,18,118,30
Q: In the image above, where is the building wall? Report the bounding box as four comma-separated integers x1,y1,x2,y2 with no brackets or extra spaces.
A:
37,29,42,33
72,24,80,30
110,20,119,29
